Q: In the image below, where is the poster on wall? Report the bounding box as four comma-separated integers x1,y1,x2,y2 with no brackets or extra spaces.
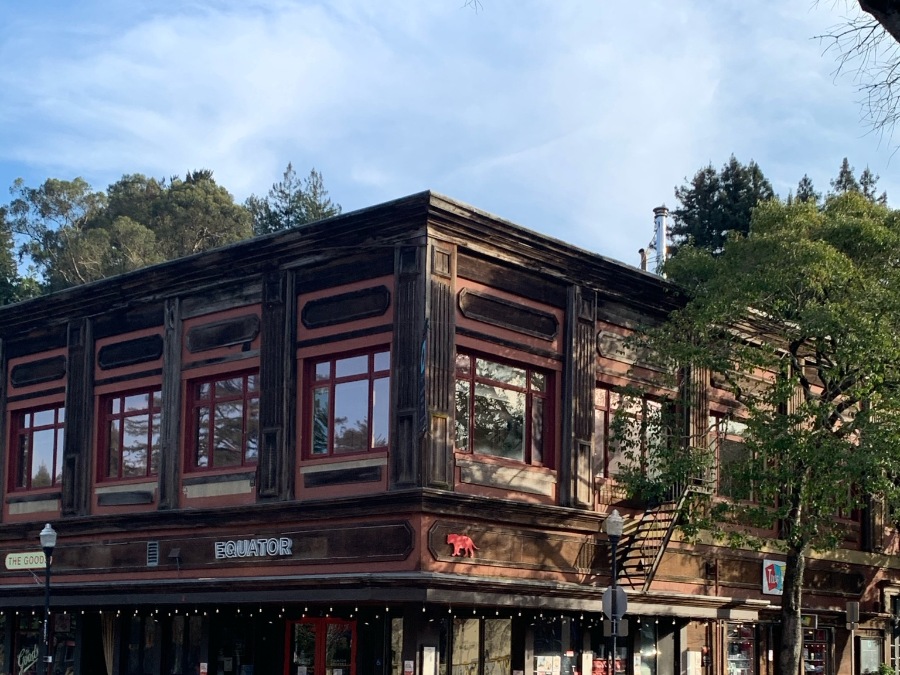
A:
762,559,785,595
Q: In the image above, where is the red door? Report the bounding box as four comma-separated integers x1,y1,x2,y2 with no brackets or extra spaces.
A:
285,618,356,675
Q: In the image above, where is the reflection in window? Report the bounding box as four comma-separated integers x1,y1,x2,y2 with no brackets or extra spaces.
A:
714,416,751,500
189,371,259,470
309,349,391,456
455,353,550,466
12,404,65,491
596,388,665,478
101,388,161,481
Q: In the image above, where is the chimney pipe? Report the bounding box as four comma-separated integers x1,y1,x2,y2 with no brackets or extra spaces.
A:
652,206,669,275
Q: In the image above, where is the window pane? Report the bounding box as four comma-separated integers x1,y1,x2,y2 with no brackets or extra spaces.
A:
54,428,64,484
31,428,55,487
372,376,390,448
484,619,512,675
195,407,209,467
455,380,470,451
336,355,367,378
334,380,369,453
150,413,161,475
33,409,55,427
111,397,122,415
325,623,353,669
124,393,149,413
196,382,210,400
719,436,751,500
452,619,480,675
215,377,243,398
315,362,331,381
246,373,259,392
152,390,162,408
122,415,149,477
455,353,471,375
530,372,546,392
17,436,30,488
312,387,329,455
531,396,544,465
473,383,525,461
374,350,391,372
107,419,121,478
246,396,259,462
58,407,65,423
476,359,525,389
292,624,316,670
213,401,243,467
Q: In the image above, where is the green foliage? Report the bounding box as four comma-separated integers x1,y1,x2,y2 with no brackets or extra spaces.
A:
246,164,341,236
619,192,900,675
672,156,774,254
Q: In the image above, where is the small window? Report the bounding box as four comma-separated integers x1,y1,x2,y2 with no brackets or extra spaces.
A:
455,353,551,466
599,388,665,478
308,349,391,456
11,404,65,491
100,388,161,481
713,416,751,500
188,370,259,471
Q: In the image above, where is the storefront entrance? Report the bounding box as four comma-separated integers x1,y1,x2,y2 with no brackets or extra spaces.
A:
286,618,355,675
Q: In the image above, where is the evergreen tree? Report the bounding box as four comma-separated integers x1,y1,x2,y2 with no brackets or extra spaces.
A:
672,156,774,253
246,164,341,236
795,174,820,205
830,157,861,195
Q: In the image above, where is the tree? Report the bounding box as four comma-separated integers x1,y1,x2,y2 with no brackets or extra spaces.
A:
671,156,774,253
0,206,28,305
246,164,341,236
618,192,900,675
3,171,253,292
795,174,820,205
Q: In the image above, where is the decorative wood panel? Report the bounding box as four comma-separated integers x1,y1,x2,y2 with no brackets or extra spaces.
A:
300,285,391,329
62,319,93,516
303,465,382,487
456,252,567,308
187,314,260,353
10,355,66,387
561,285,596,508
425,242,455,489
158,298,183,510
258,271,285,500
97,334,164,370
458,288,558,340
391,245,424,488
97,491,154,506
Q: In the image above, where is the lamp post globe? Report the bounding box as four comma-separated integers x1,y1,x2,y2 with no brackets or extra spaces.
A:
39,523,57,675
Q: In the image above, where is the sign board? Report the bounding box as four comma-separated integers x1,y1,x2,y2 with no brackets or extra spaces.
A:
602,619,629,637
602,586,628,619
5,551,46,570
762,559,785,595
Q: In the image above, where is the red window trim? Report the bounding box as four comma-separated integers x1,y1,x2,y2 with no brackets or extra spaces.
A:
305,347,391,458
185,368,260,472
9,402,65,492
98,386,161,483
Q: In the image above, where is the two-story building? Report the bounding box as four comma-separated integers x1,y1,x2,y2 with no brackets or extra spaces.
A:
0,192,895,675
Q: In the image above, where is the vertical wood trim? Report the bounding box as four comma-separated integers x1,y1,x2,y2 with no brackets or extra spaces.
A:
425,243,455,488
62,318,94,516
258,271,285,500
281,270,298,500
391,243,425,488
687,365,711,485
158,298,183,510
562,285,596,508
0,339,7,513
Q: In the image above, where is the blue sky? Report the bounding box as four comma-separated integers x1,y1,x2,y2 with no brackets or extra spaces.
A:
0,1,892,268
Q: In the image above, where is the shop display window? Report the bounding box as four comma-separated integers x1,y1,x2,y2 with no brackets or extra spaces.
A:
727,624,755,675
859,637,882,675
287,618,354,675
803,629,829,675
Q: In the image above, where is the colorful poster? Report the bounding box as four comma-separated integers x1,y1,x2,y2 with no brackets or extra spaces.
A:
762,559,785,595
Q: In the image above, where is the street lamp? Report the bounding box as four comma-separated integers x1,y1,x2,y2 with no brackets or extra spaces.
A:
39,523,57,675
605,510,624,675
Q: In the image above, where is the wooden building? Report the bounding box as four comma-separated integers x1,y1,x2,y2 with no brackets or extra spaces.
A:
0,192,896,675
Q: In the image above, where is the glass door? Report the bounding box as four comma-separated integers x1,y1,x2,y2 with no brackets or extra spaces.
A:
286,619,355,675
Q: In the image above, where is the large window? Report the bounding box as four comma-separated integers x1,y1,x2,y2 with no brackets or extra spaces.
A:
713,416,750,500
11,404,65,491
309,349,391,456
595,387,665,478
188,371,259,471
100,388,161,481
455,353,551,466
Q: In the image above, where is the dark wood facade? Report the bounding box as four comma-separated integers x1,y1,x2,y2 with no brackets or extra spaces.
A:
0,192,895,675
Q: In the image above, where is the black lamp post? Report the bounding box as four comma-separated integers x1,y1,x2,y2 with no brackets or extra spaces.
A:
605,509,624,675
39,523,57,675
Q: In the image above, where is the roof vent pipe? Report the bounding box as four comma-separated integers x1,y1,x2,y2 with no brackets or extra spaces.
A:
652,205,669,276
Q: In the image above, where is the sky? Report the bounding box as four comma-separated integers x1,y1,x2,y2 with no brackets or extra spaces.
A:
0,0,894,270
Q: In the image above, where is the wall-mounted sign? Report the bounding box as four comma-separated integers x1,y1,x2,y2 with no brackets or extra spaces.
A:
762,559,785,595
214,537,293,560
5,551,46,570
